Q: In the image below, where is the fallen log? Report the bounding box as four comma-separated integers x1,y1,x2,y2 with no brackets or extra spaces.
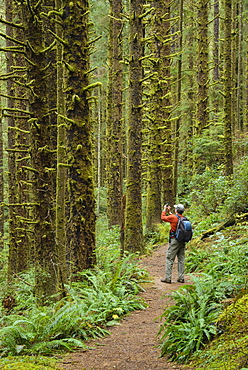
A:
200,212,248,240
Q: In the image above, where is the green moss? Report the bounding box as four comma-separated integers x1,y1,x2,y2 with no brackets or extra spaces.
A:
0,364,55,370
190,294,248,370
217,295,248,330
0,356,58,370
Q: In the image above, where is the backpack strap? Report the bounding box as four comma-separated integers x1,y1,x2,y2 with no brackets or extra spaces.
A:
175,214,180,234
175,214,186,235
176,214,186,220
170,215,181,238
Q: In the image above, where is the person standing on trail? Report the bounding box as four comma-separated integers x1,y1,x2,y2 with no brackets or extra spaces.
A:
160,204,186,284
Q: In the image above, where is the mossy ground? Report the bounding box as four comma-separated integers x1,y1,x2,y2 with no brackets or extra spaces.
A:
187,222,248,370
189,299,248,369
0,356,58,369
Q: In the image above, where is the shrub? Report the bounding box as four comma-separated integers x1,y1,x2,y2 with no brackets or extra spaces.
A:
0,221,148,357
221,157,248,214
158,275,226,363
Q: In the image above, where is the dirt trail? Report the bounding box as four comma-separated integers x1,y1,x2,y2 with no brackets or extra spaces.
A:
58,244,193,370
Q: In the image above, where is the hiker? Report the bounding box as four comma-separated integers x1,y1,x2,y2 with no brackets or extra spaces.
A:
160,204,186,284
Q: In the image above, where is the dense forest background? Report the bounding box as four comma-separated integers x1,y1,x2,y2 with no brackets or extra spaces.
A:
0,0,247,368
0,0,247,362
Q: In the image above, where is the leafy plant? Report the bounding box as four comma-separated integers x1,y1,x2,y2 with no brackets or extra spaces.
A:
186,230,248,292
190,294,248,370
158,275,226,363
185,246,210,272
179,167,229,215
180,157,248,218
159,221,248,365
0,221,148,357
221,156,248,214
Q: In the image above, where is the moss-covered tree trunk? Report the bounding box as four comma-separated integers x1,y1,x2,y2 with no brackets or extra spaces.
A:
173,0,183,200
213,0,220,83
63,0,96,274
0,0,5,251
212,0,220,123
124,0,144,253
180,0,195,186
106,0,123,227
195,0,209,135
223,0,233,176
54,0,67,297
231,0,237,135
235,1,243,132
0,103,3,251
5,0,17,278
22,1,58,302
193,0,209,175
5,0,30,280
146,0,173,234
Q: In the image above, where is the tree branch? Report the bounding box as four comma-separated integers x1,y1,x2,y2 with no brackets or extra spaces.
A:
0,32,26,47
0,16,23,29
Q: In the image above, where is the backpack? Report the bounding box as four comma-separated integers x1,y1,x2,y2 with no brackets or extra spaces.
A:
175,215,193,243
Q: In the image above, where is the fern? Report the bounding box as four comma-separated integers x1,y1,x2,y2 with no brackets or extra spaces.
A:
158,275,225,363
0,220,148,357
28,338,86,355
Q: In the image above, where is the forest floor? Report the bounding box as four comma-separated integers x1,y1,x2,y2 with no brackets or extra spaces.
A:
58,244,195,370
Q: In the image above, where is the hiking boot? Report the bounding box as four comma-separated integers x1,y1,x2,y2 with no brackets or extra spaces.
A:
161,279,171,284
177,279,185,283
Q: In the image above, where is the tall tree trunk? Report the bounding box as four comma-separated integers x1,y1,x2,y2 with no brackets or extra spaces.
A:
0,3,7,252
0,102,3,252
55,0,68,297
231,0,237,135
180,0,195,186
63,0,96,274
96,85,102,215
124,0,144,253
173,0,183,200
106,0,123,227
223,0,233,176
212,0,220,122
213,0,220,82
5,0,17,279
193,0,210,175
195,0,209,135
236,0,243,132
146,0,173,233
22,1,58,302
5,0,30,280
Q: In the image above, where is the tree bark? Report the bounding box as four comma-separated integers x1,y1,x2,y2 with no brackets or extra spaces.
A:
21,0,58,303
6,0,30,280
173,0,183,201
124,0,144,253
223,0,234,176
63,0,96,274
146,0,173,233
55,0,68,297
106,0,123,227
195,0,209,135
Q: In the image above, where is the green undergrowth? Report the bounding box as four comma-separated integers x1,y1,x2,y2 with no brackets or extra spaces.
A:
0,356,58,369
0,219,149,367
158,218,248,369
189,294,248,370
186,223,248,370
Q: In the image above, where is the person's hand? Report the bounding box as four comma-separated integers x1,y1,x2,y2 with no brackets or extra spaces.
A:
164,204,171,212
